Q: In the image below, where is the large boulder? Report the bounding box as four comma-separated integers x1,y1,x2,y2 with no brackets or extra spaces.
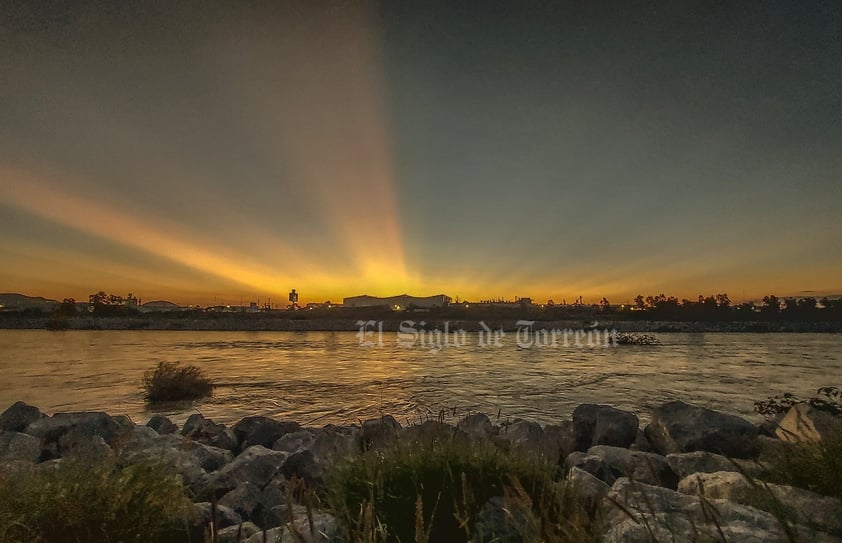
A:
567,445,676,488
603,477,839,543
573,404,639,450
118,426,207,490
360,415,401,450
218,481,263,521
25,411,125,459
147,415,178,435
542,421,577,464
191,501,243,529
217,522,261,543
0,402,44,432
678,471,842,536
567,466,610,504
457,413,495,440
233,416,300,451
182,413,238,451
204,445,288,496
776,403,842,444
644,401,759,458
499,419,544,457
667,450,764,480
242,507,338,543
0,431,41,463
400,420,462,447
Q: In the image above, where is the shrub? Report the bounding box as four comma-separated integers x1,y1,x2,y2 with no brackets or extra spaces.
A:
614,332,659,345
325,437,599,543
143,361,213,402
0,458,191,543
754,386,842,417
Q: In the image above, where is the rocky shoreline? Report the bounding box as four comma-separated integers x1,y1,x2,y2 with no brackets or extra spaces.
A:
2,315,841,332
1,400,841,542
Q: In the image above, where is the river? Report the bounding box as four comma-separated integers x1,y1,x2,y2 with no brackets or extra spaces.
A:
0,330,839,427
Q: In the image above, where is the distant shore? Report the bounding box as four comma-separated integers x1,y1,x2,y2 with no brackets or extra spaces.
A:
1,314,840,332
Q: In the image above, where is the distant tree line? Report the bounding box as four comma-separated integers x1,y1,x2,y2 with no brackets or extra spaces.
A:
620,293,842,321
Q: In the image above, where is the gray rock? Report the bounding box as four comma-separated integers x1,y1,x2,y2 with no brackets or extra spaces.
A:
273,430,315,455
629,429,651,452
678,471,842,536
542,421,577,464
568,445,677,488
119,426,206,490
401,420,467,450
457,413,495,440
147,415,178,434
26,411,122,449
242,507,338,543
667,450,764,480
219,481,263,521
360,415,401,450
183,440,234,472
217,522,261,543
573,404,639,450
192,501,243,529
206,445,288,495
310,425,359,466
470,495,540,543
182,413,238,451
776,403,842,444
603,477,839,543
501,419,544,457
644,401,759,458
57,431,114,460
233,416,301,451
0,431,41,462
0,401,44,433
567,466,610,504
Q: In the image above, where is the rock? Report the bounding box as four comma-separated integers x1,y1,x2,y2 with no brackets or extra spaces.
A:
219,481,263,521
0,431,41,462
147,415,178,434
310,425,359,465
233,416,301,451
360,415,401,450
273,430,315,455
667,451,764,480
542,421,577,463
401,420,461,447
678,471,842,536
567,466,610,504
500,419,544,457
57,431,114,460
242,507,338,543
205,445,288,496
0,401,44,433
629,429,651,452
573,404,639,450
603,477,839,543
254,479,288,527
568,445,677,488
457,413,495,440
184,440,234,472
25,411,123,449
756,435,789,466
644,401,759,458
217,522,261,543
776,403,842,444
119,426,207,490
182,413,238,451
192,501,243,529
282,449,317,481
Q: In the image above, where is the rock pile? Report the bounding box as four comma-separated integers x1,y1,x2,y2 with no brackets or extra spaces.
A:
1,399,840,542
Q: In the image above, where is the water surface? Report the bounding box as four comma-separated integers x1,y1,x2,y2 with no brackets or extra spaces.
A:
0,330,839,427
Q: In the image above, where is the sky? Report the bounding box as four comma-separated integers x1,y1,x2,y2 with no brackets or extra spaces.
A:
1,1,840,305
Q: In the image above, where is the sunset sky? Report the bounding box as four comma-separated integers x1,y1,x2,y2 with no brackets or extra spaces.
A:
1,1,840,305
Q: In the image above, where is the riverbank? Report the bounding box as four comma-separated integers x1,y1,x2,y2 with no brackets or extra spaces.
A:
2,314,841,332
1,400,840,542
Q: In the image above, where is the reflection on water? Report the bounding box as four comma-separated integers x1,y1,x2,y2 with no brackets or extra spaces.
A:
0,330,840,427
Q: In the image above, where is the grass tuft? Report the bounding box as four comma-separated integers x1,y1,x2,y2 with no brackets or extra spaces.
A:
143,361,213,402
0,457,191,543
325,436,599,543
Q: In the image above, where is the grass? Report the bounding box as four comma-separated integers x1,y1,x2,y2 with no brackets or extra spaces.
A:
324,436,600,543
0,458,191,543
764,427,842,501
143,361,213,402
